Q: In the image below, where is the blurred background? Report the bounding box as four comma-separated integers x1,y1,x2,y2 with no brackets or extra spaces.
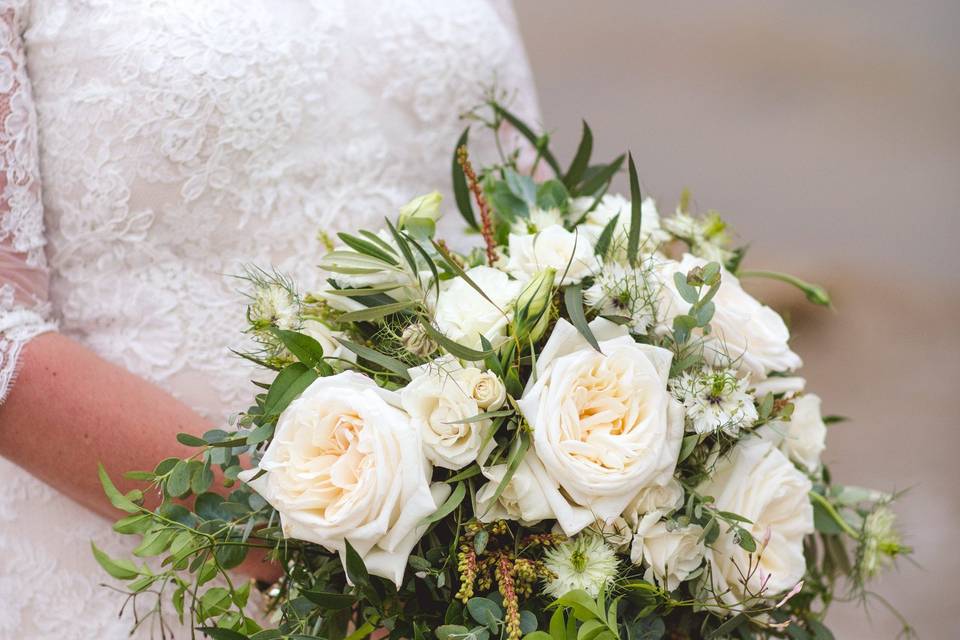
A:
513,1,959,637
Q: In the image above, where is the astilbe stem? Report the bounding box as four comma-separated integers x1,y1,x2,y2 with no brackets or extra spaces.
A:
456,145,497,266
496,553,521,640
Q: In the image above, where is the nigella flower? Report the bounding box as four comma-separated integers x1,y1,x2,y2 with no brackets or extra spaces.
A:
663,210,734,264
247,278,299,331
583,260,659,334
670,368,758,436
857,505,909,583
510,207,564,236
542,535,618,599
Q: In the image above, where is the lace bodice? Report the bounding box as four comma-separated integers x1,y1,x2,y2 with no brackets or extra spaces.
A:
0,1,540,636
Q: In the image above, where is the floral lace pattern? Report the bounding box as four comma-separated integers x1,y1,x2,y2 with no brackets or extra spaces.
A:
0,0,539,636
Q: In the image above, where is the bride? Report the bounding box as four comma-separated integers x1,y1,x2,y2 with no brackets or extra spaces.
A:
0,1,539,637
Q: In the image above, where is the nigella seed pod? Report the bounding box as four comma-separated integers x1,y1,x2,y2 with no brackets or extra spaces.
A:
401,323,438,357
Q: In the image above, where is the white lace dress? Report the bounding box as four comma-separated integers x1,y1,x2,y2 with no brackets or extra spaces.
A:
0,1,540,636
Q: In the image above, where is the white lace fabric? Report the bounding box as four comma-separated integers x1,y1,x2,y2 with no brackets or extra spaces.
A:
0,0,540,637
0,3,56,401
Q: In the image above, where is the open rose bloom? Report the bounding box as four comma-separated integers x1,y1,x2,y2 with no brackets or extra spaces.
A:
98,103,910,640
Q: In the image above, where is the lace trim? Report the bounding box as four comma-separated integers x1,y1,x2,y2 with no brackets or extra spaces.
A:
0,300,57,404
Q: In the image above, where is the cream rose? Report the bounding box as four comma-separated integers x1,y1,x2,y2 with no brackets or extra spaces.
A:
761,394,827,473
506,224,598,286
238,371,448,587
400,358,498,470
299,319,356,364
475,453,555,526
624,479,685,526
658,254,802,378
518,318,685,535
698,439,813,609
630,512,705,591
432,266,523,351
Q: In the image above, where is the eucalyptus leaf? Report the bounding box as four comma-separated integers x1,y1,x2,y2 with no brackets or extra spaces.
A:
452,128,479,231
563,284,601,352
420,481,466,526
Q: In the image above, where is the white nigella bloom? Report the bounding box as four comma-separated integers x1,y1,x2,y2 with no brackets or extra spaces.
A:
859,505,906,582
670,368,758,436
510,207,565,236
583,259,660,334
663,210,733,264
249,283,298,330
542,535,619,599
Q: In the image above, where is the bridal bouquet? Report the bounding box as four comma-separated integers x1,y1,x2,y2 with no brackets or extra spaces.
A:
96,99,912,640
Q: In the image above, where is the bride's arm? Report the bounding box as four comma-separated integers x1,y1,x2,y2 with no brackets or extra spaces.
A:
0,6,275,581
0,332,212,519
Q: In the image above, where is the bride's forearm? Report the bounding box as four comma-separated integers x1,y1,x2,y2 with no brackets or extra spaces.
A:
0,332,210,519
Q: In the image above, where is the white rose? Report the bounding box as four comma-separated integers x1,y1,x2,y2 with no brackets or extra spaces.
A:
751,376,806,398
299,319,356,364
658,254,802,378
506,224,598,286
623,479,686,528
630,512,705,591
238,371,448,587
574,194,669,251
698,439,813,609
600,479,686,551
475,453,555,526
518,318,685,535
433,266,523,351
401,358,497,470
467,369,507,410
760,393,827,473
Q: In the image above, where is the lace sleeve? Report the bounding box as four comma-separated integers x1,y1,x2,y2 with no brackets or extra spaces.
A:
0,3,56,402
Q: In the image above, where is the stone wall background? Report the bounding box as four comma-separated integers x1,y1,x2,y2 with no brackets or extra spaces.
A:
513,2,960,637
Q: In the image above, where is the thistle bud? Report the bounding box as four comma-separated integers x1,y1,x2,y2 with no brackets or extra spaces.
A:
401,323,438,358
398,191,443,227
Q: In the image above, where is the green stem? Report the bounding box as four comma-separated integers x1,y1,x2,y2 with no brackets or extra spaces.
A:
809,491,860,540
738,270,832,307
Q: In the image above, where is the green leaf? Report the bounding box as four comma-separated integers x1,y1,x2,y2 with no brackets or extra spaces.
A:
336,339,411,380
452,128,478,231
420,481,466,526
807,619,836,640
673,272,700,305
549,608,566,640
628,617,666,640
343,539,370,588
592,213,619,259
271,329,327,368
196,627,249,640
481,431,530,513
191,459,214,494
519,611,538,634
166,460,192,498
421,322,493,362
627,152,643,267
493,103,562,176
734,527,757,553
133,528,175,558
443,408,515,425
91,542,140,580
678,434,699,464
176,432,207,447
98,463,140,513
505,169,537,206
113,513,152,535
338,300,416,323
707,613,747,638
215,543,248,570
525,633,553,640
537,180,570,212
263,363,318,417
302,590,358,610
337,232,399,266
436,626,470,640
564,284,601,352
564,120,593,190
758,392,775,420
578,154,625,196
467,597,503,631
385,217,420,284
